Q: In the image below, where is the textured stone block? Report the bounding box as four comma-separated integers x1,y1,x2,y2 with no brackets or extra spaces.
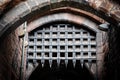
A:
35,0,49,8
26,0,38,11
3,2,30,23
111,10,120,21
99,1,113,12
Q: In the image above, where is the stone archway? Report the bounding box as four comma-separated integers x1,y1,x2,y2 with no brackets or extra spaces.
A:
25,12,105,79
0,0,119,39
26,22,98,80
0,1,118,80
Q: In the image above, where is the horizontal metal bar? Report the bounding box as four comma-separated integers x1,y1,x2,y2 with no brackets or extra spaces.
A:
28,43,97,46
28,50,96,52
28,36,95,39
27,57,97,60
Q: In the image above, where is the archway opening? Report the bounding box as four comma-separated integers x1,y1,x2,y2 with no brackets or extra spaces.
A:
28,60,95,80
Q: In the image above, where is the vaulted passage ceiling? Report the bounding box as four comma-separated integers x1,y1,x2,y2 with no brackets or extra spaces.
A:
0,0,120,39
0,0,119,27
0,0,120,16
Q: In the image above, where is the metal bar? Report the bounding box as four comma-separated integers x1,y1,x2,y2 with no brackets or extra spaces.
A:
20,22,27,80
80,29,84,67
27,57,96,60
33,32,37,66
65,24,68,67
57,25,60,67
73,26,76,67
41,28,45,67
88,32,92,69
49,25,52,68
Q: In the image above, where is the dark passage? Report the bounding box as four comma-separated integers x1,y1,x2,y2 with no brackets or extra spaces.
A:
28,60,95,80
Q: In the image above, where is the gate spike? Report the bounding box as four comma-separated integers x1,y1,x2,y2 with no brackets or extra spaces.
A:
65,52,68,67
88,60,92,69
81,60,84,68
49,59,52,68
88,63,92,69
41,62,44,67
65,60,68,67
81,63,83,68
57,59,60,67
34,62,38,67
73,60,76,68
33,60,37,67
41,60,45,68
85,63,89,68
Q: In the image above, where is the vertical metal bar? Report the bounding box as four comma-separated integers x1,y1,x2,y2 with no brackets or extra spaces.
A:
73,26,76,67
95,33,98,80
65,24,68,67
20,22,27,80
33,32,37,66
41,28,45,67
57,25,60,67
88,32,92,69
80,29,84,67
49,25,52,68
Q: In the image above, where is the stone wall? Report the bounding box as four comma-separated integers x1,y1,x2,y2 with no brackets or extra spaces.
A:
103,25,120,80
0,27,22,80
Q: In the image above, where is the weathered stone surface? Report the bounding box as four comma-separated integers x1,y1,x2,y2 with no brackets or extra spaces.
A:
111,10,120,21
0,0,11,15
0,0,113,38
0,0,119,38
36,0,50,8
99,1,113,12
27,13,100,33
0,27,23,80
3,2,30,23
88,0,103,8
0,0,11,7
103,24,120,80
0,0,119,21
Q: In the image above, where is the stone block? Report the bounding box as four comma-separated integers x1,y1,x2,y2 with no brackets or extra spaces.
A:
35,0,50,8
26,0,38,11
99,1,113,13
3,2,30,24
111,10,120,21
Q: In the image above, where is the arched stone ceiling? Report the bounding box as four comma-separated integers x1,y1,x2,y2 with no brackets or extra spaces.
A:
0,0,119,22
0,0,119,39
27,13,100,33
